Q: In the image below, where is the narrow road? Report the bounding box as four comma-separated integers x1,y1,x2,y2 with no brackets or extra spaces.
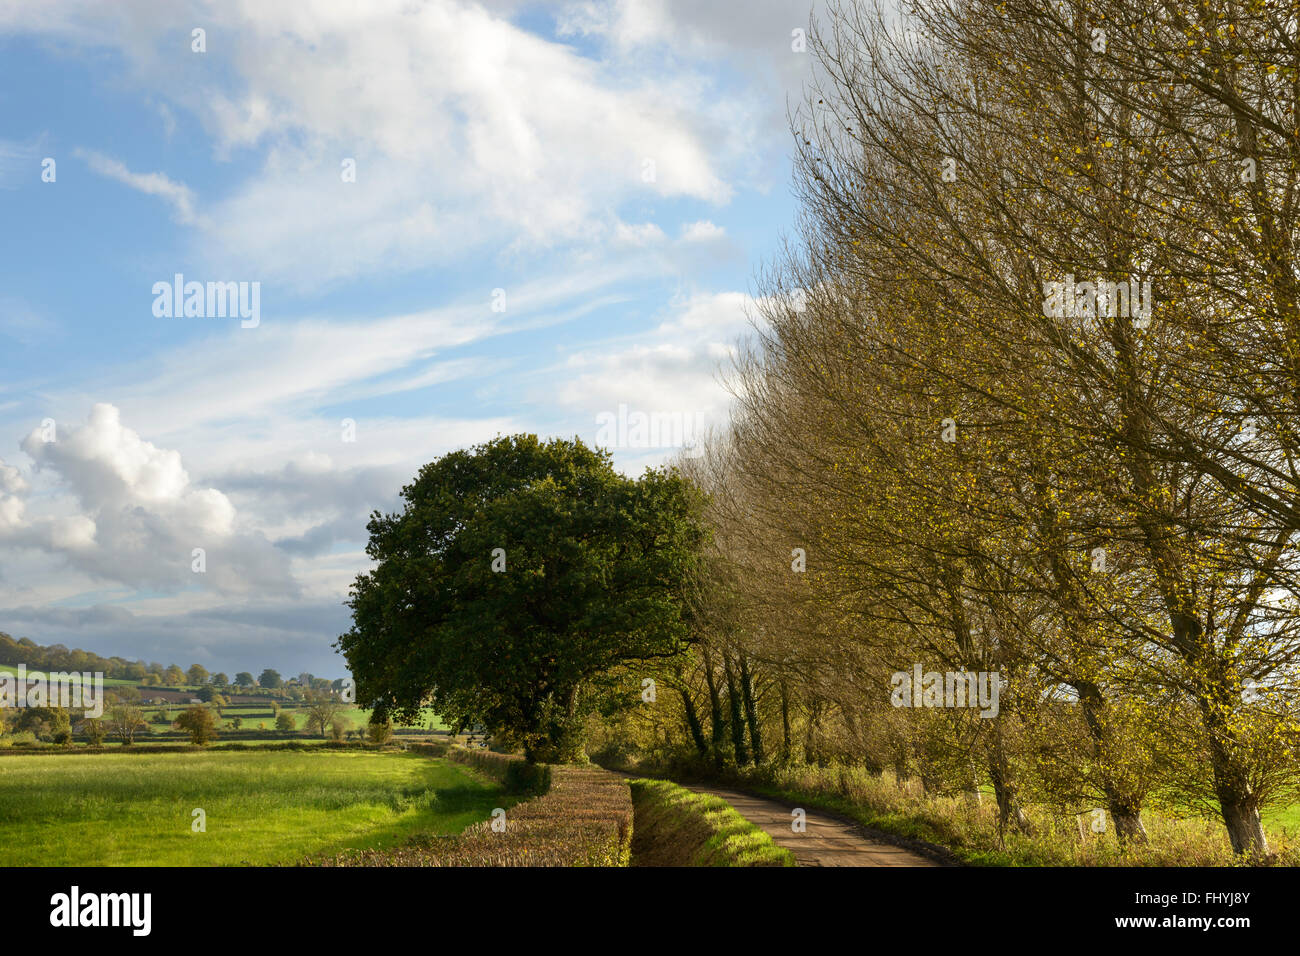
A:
685,785,942,867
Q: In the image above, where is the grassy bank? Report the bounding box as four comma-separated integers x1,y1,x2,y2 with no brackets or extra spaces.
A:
608,758,1300,867
628,778,794,866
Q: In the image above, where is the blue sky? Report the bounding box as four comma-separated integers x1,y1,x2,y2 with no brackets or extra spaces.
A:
0,0,822,677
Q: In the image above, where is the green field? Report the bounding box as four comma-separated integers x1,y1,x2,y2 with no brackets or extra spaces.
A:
0,750,509,865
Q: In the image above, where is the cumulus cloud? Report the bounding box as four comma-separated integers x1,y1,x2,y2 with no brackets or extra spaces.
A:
0,459,25,533
12,404,294,596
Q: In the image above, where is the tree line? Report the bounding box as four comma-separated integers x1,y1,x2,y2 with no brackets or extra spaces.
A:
0,632,342,693
622,0,1300,858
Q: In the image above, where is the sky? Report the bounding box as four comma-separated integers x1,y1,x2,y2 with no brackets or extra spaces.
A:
0,0,825,678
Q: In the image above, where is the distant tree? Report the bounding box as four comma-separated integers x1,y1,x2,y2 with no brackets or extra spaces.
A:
297,672,313,687
367,715,393,745
310,677,332,692
258,669,282,689
107,697,147,745
151,708,170,724
234,672,254,688
230,716,243,730
141,673,160,687
82,717,106,746
186,664,209,686
174,705,219,745
329,715,349,742
195,685,215,703
303,692,344,738
269,700,281,716
275,711,296,732
211,672,229,690
163,664,185,685
15,706,71,741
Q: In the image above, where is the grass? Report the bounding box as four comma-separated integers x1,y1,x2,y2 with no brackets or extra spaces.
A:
628,778,795,866
0,750,513,866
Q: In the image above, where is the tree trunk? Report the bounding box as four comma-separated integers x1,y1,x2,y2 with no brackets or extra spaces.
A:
679,687,709,758
1200,684,1269,856
702,649,726,769
723,654,749,765
1077,681,1148,845
805,699,824,765
780,682,792,759
738,655,764,764
988,715,1033,837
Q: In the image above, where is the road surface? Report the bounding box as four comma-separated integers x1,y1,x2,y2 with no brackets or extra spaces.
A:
684,784,943,867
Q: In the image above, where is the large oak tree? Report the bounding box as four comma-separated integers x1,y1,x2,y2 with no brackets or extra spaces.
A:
339,435,708,762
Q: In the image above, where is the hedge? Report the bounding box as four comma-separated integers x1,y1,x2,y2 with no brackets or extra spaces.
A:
309,758,633,867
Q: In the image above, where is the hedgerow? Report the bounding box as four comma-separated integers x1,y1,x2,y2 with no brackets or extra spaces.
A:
309,760,632,867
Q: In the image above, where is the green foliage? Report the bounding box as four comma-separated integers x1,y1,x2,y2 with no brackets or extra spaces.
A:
12,707,71,742
173,705,219,745
81,718,105,746
367,714,393,745
340,434,709,763
446,746,551,796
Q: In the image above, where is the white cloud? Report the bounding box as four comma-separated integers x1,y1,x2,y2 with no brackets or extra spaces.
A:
615,221,668,246
11,404,294,596
680,219,725,242
74,148,203,225
3,0,748,285
554,290,757,463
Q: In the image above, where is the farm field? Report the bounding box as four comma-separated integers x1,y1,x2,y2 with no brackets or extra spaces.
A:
0,750,509,866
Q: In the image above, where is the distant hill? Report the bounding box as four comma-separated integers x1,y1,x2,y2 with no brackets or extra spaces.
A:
0,631,154,682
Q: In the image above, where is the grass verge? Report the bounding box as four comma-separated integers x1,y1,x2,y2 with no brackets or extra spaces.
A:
628,778,795,866
613,758,1299,867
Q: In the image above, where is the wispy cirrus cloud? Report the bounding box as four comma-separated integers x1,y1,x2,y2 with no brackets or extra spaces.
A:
74,147,204,226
